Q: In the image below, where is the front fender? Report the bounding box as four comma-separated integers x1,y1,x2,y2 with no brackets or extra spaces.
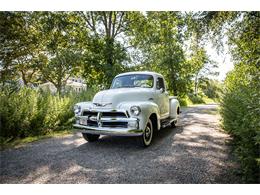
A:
117,101,160,131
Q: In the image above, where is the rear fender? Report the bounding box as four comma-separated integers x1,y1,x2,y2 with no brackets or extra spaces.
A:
169,99,180,119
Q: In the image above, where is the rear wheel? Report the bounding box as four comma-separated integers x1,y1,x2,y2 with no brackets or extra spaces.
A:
171,107,180,128
82,133,100,142
139,119,153,147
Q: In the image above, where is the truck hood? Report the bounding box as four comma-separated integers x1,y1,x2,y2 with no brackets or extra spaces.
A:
92,88,154,108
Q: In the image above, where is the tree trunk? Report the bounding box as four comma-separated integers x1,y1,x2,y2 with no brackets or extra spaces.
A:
21,71,28,86
104,37,115,86
56,84,62,96
194,73,199,96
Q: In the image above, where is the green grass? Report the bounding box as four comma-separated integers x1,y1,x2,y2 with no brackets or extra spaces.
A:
186,97,218,106
0,129,74,150
179,95,218,107
202,96,218,104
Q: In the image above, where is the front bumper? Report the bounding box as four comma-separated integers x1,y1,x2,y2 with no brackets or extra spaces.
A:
73,124,143,136
73,110,143,136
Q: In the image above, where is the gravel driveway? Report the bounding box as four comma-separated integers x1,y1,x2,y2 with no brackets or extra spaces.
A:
0,104,240,183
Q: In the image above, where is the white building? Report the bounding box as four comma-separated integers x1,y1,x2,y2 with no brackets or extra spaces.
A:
66,77,87,92
39,77,87,93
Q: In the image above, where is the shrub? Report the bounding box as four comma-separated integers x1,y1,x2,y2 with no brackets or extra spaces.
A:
0,87,95,139
178,95,192,106
188,93,205,104
220,64,260,183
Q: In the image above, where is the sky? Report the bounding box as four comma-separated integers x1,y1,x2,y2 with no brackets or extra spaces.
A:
205,41,234,82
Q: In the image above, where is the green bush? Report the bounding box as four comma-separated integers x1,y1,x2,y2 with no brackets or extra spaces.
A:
178,96,188,107
220,64,260,183
0,87,95,139
188,93,205,104
178,94,215,106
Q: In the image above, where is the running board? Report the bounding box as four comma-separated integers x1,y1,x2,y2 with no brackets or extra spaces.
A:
161,118,176,128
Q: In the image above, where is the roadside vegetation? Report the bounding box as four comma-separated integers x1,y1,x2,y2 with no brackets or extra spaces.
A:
0,11,259,182
0,86,96,148
195,12,259,183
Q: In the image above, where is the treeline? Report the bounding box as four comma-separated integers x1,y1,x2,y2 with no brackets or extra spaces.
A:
0,11,218,98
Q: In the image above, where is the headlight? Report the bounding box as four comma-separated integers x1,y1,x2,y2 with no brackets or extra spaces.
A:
74,105,81,114
130,106,141,116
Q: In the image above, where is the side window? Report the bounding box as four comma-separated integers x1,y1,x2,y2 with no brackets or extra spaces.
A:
156,77,165,90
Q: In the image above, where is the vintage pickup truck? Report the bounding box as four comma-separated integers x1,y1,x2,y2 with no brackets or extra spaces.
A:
73,71,180,147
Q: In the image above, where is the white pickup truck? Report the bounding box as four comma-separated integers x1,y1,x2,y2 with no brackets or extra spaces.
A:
73,71,180,147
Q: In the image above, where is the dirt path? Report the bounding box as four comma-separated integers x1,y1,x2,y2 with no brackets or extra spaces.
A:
0,104,240,183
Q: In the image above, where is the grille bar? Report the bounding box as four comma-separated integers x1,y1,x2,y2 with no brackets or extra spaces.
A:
102,122,128,128
82,111,97,116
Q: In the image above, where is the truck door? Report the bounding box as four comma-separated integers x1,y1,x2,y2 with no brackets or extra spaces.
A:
156,77,169,118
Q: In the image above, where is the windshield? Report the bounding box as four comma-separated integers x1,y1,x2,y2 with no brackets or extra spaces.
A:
111,74,154,89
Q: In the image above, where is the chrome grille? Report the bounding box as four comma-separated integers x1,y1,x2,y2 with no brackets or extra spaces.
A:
82,111,97,117
80,110,128,128
102,121,128,128
102,112,127,118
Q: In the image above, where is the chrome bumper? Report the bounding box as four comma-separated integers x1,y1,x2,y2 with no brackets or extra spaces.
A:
73,114,143,136
73,124,143,136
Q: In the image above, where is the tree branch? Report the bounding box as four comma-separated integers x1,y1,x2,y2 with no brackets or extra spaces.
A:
114,12,125,37
101,12,109,38
81,12,97,35
112,12,117,37
108,12,112,38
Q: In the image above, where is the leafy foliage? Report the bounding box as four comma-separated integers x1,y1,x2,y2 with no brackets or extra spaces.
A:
220,65,260,183
36,12,85,94
128,12,192,96
0,12,42,85
195,11,260,183
200,79,223,100
0,86,95,138
79,11,131,88
1,11,218,93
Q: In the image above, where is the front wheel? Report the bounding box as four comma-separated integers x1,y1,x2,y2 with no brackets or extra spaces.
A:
171,120,177,128
139,119,153,147
82,133,100,142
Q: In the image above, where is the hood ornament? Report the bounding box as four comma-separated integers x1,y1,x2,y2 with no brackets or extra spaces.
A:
93,102,112,107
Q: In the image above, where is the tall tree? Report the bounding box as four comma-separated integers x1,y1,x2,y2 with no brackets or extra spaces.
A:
79,11,130,88
129,12,195,96
37,12,83,94
0,12,42,86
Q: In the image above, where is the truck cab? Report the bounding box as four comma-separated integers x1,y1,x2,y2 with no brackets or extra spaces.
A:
73,71,180,147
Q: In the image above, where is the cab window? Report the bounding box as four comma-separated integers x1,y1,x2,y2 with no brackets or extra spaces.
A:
156,77,165,90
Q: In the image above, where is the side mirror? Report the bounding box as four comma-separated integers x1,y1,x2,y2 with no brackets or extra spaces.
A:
159,88,165,93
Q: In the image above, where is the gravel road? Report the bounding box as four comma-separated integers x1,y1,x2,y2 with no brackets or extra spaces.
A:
0,104,240,183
